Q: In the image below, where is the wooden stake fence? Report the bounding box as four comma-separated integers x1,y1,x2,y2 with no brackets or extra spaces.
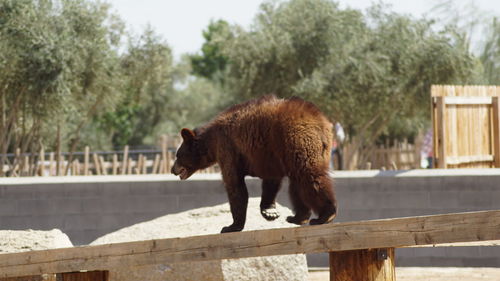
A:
0,135,219,177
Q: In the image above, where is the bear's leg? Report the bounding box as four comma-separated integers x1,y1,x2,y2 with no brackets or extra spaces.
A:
286,180,312,225
307,174,337,225
221,176,249,233
260,178,282,221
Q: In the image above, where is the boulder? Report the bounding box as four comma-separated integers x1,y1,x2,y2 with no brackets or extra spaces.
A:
0,229,73,253
91,197,308,281
0,229,73,281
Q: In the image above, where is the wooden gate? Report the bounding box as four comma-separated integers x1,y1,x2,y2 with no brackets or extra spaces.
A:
431,85,500,168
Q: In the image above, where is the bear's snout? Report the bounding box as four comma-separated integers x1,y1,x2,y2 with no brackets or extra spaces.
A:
171,161,191,180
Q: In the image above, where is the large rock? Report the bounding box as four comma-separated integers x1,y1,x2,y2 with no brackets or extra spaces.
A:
91,197,308,281
0,229,73,281
0,229,73,253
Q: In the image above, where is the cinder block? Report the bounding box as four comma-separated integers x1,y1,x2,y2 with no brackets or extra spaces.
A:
16,199,54,216
33,184,67,199
0,199,17,214
64,214,99,230
458,192,494,208
128,195,179,213
1,185,35,199
64,183,103,198
177,194,227,212
0,215,31,230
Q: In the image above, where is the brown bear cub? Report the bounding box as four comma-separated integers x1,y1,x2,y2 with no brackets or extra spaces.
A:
171,95,337,233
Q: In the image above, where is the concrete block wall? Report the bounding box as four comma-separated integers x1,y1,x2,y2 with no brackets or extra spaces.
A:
0,169,499,267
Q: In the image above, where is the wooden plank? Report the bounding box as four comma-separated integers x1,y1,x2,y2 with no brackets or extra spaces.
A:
446,155,494,165
0,274,56,281
0,210,499,278
493,97,500,168
436,97,447,168
330,248,395,281
443,96,493,105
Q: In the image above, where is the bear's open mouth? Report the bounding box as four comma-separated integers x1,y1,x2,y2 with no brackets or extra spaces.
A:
178,167,189,180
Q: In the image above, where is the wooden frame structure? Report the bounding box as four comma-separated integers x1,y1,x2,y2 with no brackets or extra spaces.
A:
431,85,500,168
1,210,499,281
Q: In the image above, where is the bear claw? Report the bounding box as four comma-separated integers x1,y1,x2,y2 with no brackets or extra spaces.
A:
260,207,280,221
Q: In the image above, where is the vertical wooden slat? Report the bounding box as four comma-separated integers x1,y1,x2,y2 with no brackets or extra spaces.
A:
39,147,45,176
493,97,500,168
121,145,129,175
99,156,107,175
161,135,168,174
112,154,118,175
436,96,447,168
83,146,90,176
93,154,101,176
152,154,160,174
49,152,55,176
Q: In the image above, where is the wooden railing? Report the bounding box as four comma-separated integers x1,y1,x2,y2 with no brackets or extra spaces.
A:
1,210,499,280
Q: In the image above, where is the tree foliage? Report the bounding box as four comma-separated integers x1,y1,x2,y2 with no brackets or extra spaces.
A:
0,0,123,173
190,20,231,82
218,0,480,168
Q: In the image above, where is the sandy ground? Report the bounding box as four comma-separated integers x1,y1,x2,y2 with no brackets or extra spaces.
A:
308,267,500,281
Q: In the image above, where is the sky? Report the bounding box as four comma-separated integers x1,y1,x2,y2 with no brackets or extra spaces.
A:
106,0,500,59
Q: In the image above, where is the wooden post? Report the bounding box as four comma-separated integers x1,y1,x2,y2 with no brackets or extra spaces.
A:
152,154,160,174
492,97,500,168
57,271,108,281
39,147,45,176
436,96,447,168
93,154,101,176
49,152,55,176
112,154,118,175
121,145,129,175
161,135,168,174
84,146,90,176
330,248,395,281
99,156,107,175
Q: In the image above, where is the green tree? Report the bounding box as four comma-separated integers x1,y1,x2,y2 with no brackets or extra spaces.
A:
190,19,232,83
98,27,177,148
220,0,479,168
0,0,123,174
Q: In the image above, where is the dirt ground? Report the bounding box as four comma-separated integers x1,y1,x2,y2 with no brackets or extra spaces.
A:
308,267,500,281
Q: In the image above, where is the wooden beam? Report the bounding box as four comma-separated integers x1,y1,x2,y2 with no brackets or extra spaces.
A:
446,155,494,165
442,96,493,105
0,210,499,278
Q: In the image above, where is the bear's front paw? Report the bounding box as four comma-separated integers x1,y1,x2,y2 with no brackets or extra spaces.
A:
260,207,280,221
221,224,244,233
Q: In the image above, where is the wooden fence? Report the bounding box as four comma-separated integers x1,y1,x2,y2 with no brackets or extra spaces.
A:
431,85,500,168
0,210,499,281
362,139,421,170
0,135,219,177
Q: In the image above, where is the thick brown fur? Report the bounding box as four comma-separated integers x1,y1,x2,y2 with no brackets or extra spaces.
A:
171,95,337,233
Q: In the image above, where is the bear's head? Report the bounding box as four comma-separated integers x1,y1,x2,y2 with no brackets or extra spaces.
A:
171,128,213,180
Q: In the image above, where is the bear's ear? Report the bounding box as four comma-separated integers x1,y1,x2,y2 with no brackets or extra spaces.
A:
181,128,195,142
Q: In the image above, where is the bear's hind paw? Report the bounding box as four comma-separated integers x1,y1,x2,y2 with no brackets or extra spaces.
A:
260,207,280,221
